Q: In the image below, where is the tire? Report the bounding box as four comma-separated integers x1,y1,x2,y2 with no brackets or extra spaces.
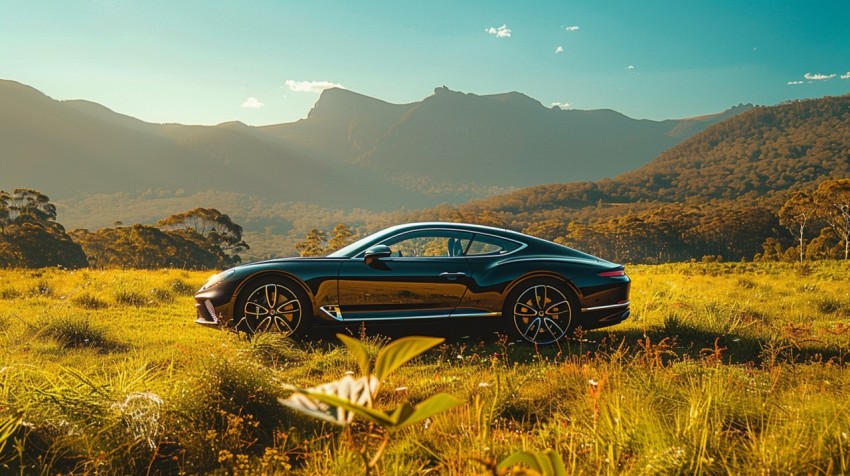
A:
503,278,575,344
234,276,312,337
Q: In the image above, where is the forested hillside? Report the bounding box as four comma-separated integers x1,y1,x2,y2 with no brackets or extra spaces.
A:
467,95,850,214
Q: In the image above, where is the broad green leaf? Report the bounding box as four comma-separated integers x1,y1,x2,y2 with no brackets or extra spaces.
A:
536,452,555,476
374,336,444,381
541,449,567,476
0,413,22,455
497,449,567,476
392,393,463,431
497,451,543,473
336,333,372,376
388,402,415,426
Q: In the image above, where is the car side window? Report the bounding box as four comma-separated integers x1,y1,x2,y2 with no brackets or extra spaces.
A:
382,230,472,258
466,234,522,256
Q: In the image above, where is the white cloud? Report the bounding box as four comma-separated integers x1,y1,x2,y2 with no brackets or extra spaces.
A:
241,97,264,108
555,46,564,54
841,72,850,80
565,26,579,31
787,81,804,85
485,24,511,38
803,73,836,81
627,65,635,70
284,80,345,93
551,101,571,109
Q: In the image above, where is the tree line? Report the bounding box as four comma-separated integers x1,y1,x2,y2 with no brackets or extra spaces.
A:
1,188,248,269
3,179,849,269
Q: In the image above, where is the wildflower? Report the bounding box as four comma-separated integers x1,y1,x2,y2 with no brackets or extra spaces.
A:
479,382,491,388
588,378,599,388
280,375,379,425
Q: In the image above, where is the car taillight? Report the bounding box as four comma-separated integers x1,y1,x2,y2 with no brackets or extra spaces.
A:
598,269,625,277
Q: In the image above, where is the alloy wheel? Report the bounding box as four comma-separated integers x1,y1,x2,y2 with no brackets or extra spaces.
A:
240,283,302,334
511,284,572,344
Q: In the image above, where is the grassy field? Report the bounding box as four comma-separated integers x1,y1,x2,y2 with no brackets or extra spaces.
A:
0,262,849,474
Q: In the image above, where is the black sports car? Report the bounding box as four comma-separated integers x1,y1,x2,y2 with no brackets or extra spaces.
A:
194,222,630,344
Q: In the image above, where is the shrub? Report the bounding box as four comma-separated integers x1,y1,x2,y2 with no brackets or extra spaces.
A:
72,293,108,310
817,297,845,315
169,279,197,296
0,287,21,300
149,287,175,304
43,315,110,349
27,280,52,297
114,289,148,307
246,332,309,367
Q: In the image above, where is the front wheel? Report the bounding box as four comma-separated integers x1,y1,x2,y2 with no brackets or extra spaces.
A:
234,276,312,337
503,279,575,344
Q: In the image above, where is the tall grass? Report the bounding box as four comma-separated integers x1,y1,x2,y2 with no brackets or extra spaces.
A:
0,262,848,473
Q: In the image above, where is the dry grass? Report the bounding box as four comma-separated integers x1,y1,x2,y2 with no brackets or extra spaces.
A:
0,262,848,474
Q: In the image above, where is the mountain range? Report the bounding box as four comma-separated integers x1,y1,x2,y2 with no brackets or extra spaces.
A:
261,86,750,196
1,79,749,223
466,93,850,217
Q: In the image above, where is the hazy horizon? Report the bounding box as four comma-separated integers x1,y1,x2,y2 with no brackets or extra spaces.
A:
1,1,848,126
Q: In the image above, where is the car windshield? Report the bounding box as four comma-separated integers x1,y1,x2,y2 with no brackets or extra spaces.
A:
326,227,400,258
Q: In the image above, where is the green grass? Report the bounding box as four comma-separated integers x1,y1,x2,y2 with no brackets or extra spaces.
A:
0,262,848,474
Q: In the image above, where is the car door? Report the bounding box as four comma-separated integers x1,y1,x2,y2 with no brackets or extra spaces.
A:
336,229,473,320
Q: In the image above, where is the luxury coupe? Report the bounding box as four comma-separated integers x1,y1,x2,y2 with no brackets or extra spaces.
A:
194,222,630,344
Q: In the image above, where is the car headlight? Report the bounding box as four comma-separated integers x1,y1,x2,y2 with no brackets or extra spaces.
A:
201,269,236,291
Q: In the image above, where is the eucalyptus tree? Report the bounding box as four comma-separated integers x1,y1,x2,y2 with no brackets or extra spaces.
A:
812,178,850,260
778,191,818,263
156,208,248,263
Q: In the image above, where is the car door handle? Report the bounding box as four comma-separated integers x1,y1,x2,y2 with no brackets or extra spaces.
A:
439,272,467,280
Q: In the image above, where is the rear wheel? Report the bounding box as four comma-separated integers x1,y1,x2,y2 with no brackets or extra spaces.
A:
234,276,312,337
504,278,574,344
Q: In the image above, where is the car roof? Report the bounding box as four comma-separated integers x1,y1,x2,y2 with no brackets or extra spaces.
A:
384,221,523,237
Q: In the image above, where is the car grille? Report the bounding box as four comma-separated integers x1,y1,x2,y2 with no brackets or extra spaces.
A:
202,299,219,324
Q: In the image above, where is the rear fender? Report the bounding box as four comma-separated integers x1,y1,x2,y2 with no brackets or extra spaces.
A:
504,272,582,303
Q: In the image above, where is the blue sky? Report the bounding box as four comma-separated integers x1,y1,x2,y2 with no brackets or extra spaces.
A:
2,0,848,126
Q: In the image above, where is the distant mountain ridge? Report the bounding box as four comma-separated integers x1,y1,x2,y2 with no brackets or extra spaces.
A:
262,86,751,194
0,79,419,211
1,78,749,230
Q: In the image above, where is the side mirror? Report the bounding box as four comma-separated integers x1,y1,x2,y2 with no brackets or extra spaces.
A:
363,244,392,265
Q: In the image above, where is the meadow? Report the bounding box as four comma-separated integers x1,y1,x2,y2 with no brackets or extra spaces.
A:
0,261,849,475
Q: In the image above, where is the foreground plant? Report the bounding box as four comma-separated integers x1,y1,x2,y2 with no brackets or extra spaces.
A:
278,334,463,473
0,413,22,463
477,448,567,476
